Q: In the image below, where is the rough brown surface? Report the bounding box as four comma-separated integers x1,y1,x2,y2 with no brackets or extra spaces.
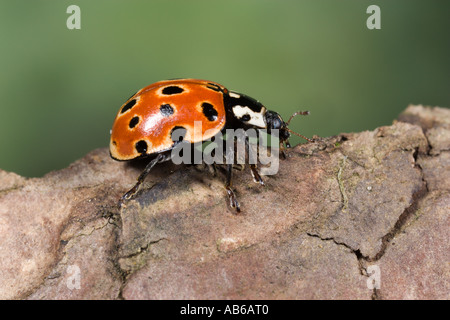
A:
0,105,448,300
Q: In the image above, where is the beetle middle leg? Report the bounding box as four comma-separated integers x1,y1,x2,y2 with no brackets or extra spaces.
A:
224,163,241,213
244,132,265,186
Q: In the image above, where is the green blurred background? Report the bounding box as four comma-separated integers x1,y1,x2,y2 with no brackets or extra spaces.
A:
0,0,448,177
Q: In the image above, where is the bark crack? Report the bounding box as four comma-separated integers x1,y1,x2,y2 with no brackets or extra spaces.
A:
114,237,168,300
308,133,432,299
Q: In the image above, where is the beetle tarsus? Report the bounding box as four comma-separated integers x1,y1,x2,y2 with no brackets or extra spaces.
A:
224,164,241,213
250,164,264,186
225,186,241,213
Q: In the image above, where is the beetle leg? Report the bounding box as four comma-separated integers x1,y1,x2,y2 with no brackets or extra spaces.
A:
243,134,264,186
225,164,240,213
119,153,165,207
279,141,289,159
285,139,292,149
250,164,265,186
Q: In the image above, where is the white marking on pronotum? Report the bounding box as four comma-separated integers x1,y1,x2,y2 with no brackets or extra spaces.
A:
229,92,241,98
232,105,266,128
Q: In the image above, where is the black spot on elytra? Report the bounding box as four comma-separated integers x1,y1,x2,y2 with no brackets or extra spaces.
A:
202,102,218,121
129,116,139,129
170,126,187,143
240,114,251,122
135,140,148,154
162,86,184,95
112,140,117,145
121,99,137,114
160,104,174,117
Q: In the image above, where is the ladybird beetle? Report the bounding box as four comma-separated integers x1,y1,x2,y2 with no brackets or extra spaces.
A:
110,78,313,212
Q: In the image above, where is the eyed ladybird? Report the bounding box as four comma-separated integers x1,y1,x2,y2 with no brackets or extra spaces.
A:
110,79,313,212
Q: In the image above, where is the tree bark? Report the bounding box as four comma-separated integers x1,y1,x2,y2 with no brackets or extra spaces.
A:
0,105,448,300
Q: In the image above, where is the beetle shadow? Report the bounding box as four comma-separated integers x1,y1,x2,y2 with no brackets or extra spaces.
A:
124,155,182,179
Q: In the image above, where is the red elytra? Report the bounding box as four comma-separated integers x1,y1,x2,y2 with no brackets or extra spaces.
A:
110,79,228,161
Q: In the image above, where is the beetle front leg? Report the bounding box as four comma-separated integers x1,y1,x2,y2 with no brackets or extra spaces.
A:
118,153,165,207
279,141,289,159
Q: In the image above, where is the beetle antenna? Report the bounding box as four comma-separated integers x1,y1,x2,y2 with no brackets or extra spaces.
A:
286,128,315,143
285,110,314,142
286,110,310,126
